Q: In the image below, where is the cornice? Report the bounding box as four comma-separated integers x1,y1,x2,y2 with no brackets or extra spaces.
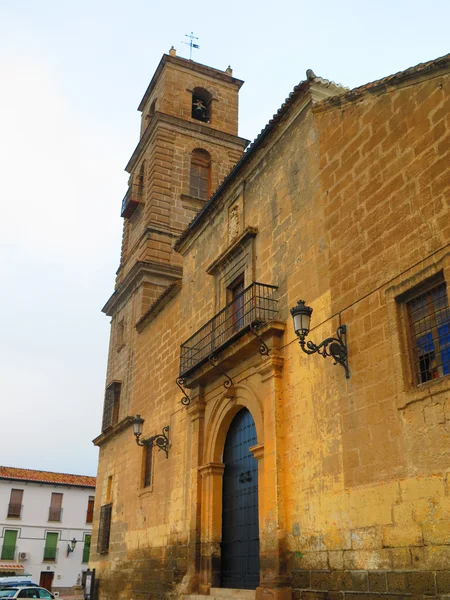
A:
126,112,249,174
205,227,258,275
92,415,134,447
135,280,182,332
102,260,183,317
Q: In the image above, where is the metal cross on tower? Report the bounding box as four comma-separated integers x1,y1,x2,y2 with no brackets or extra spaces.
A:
182,32,200,60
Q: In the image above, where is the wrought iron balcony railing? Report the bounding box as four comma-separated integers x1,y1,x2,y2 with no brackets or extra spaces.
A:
7,503,22,518
1,545,16,560
179,282,278,378
121,183,143,218
48,507,63,522
43,547,58,562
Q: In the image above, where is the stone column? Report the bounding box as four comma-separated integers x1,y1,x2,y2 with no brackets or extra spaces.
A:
255,354,291,600
181,388,205,594
198,462,225,594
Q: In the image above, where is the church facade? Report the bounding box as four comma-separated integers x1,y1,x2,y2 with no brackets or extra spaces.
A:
90,49,450,600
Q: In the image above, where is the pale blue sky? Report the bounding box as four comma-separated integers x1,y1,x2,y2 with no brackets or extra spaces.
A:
0,0,448,477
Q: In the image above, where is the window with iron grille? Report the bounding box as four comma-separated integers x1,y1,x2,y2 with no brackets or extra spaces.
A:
101,382,121,432
7,489,23,518
82,534,91,563
1,529,17,560
43,531,58,561
189,149,210,201
406,280,450,385
97,504,112,554
143,445,153,488
48,492,63,522
86,495,94,523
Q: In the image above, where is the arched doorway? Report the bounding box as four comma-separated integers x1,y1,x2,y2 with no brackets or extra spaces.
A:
221,408,260,589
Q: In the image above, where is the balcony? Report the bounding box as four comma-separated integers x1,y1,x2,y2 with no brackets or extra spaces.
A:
7,503,22,518
48,507,63,522
1,545,16,560
43,547,58,562
179,282,278,378
121,183,143,218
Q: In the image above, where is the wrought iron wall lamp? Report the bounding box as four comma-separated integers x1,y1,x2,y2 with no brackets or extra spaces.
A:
290,300,350,378
132,414,170,458
66,537,77,557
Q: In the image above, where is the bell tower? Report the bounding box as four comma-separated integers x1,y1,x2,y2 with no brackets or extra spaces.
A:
102,49,248,385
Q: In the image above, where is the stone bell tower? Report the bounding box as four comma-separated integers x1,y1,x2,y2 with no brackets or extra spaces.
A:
101,48,248,394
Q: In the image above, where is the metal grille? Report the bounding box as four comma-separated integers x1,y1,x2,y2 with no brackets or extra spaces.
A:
1,545,16,560
48,506,62,522
101,382,121,432
179,282,277,377
121,183,143,218
7,503,22,518
98,503,112,554
407,281,450,385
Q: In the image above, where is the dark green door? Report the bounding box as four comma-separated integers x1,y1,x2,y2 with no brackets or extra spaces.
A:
221,408,260,589
2,530,17,559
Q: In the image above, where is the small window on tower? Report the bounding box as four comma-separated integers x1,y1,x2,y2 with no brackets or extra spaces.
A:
190,149,211,201
191,88,212,123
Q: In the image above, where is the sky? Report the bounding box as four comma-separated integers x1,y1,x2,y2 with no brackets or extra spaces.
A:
0,0,449,477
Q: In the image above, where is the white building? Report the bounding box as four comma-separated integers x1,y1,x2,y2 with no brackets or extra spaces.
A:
0,466,95,594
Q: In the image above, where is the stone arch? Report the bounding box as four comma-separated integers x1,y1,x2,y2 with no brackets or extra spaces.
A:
191,87,213,123
204,382,264,465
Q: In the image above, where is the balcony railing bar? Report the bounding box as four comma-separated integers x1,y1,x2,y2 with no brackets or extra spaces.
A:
179,282,278,378
1,545,16,560
7,503,22,518
43,548,58,562
121,183,143,218
48,507,63,522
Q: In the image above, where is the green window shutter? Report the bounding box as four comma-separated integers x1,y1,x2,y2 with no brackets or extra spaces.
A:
2,530,17,559
44,532,58,561
82,534,91,563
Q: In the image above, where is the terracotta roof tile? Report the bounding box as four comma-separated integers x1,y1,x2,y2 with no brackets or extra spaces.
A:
319,52,450,107
0,466,96,488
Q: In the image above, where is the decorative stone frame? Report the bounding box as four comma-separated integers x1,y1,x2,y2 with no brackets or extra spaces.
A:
198,383,264,593
385,250,450,409
206,225,258,313
180,140,219,212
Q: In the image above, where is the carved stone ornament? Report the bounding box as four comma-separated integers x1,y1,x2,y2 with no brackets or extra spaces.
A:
228,204,240,242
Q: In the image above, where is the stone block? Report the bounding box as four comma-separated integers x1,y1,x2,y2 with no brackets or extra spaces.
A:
291,570,311,589
405,571,436,595
368,572,387,592
382,523,423,547
422,520,450,545
387,572,406,592
436,571,450,594
351,528,381,550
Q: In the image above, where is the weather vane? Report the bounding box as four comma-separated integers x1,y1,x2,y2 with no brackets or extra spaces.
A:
182,32,200,60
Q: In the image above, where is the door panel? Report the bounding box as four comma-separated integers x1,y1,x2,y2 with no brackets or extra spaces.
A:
221,408,260,589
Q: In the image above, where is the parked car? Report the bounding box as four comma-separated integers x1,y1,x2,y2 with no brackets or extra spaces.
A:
0,587,54,599
0,579,37,590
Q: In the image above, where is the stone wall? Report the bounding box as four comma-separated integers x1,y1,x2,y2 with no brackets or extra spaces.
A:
91,56,450,600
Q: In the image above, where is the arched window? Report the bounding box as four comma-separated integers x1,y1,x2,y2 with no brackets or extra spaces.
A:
191,88,212,123
145,99,157,123
189,149,211,200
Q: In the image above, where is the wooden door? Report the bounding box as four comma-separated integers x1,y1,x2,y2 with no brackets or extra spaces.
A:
39,571,54,591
